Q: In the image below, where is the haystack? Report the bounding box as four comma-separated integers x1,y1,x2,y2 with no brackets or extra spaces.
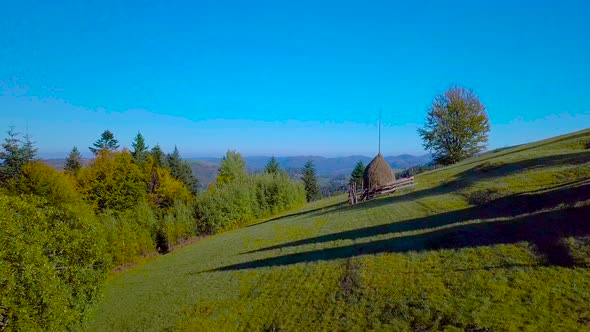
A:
363,153,395,190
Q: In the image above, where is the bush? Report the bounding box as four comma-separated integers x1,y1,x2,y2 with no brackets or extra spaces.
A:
0,194,110,331
101,202,157,265
194,174,305,233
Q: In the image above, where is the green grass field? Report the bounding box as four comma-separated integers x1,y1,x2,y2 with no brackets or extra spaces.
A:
86,129,590,331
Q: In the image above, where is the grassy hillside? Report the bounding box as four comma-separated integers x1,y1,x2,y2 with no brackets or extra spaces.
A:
86,129,590,331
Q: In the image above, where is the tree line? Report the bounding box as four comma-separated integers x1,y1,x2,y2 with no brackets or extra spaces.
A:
0,128,311,331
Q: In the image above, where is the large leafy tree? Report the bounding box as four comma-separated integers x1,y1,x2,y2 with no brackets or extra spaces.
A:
265,156,280,175
0,127,37,184
349,160,365,187
302,160,321,202
131,132,149,166
418,86,490,165
217,150,246,184
89,130,119,155
64,146,83,174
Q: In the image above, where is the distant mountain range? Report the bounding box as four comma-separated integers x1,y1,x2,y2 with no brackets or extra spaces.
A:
187,154,432,184
43,154,432,189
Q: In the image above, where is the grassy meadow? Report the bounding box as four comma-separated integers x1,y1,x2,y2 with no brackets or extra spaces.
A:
86,128,590,331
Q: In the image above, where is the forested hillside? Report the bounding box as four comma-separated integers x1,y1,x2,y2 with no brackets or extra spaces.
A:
0,128,306,331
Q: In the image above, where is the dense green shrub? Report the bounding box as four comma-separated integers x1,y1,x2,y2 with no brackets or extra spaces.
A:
0,194,110,331
101,202,157,265
162,200,197,247
195,173,305,233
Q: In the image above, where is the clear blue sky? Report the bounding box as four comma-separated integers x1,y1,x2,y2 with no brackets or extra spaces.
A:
1,0,589,158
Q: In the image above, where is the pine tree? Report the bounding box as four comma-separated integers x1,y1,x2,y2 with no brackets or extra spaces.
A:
265,156,280,175
349,160,365,187
22,133,38,163
89,130,119,154
64,146,83,174
302,160,321,202
0,127,37,184
151,144,168,168
167,146,182,176
131,132,149,165
167,146,198,194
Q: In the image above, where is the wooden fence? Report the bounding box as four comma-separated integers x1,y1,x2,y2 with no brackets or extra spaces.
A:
348,176,415,205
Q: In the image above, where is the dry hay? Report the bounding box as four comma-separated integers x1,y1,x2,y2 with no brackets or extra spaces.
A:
363,154,395,190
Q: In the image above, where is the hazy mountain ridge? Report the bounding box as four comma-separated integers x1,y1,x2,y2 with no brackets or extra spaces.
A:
188,154,432,176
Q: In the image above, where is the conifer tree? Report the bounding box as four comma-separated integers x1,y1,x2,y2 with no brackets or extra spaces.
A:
151,144,168,168
302,160,321,202
167,146,198,194
0,127,37,184
89,130,119,154
349,160,365,187
131,132,149,166
64,146,83,174
265,156,280,175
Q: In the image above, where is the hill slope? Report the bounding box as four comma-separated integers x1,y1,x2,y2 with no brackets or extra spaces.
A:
87,129,590,331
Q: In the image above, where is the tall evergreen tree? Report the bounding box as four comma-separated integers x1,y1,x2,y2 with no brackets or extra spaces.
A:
131,132,149,165
167,146,182,176
0,127,37,184
151,144,168,168
167,146,198,194
89,130,119,154
217,150,246,184
22,133,38,163
265,156,280,175
349,160,365,187
302,160,321,202
64,146,83,174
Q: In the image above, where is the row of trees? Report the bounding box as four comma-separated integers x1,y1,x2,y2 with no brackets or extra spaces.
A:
0,128,308,331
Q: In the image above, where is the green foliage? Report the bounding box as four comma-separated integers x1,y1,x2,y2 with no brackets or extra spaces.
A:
302,160,321,202
418,86,490,165
195,173,305,234
64,146,83,174
78,150,147,212
131,132,150,166
265,156,280,174
89,130,119,155
13,161,80,205
0,127,37,185
151,144,169,168
0,194,110,331
217,150,246,184
349,160,365,187
101,201,158,265
147,162,191,208
167,146,198,194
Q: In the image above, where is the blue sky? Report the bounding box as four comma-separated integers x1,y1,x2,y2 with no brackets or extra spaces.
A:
1,0,589,158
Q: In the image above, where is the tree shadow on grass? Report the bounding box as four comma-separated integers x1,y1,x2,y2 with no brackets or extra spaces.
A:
433,129,590,174
246,182,590,254
214,182,590,271
246,201,346,227
215,204,590,271
300,151,590,219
